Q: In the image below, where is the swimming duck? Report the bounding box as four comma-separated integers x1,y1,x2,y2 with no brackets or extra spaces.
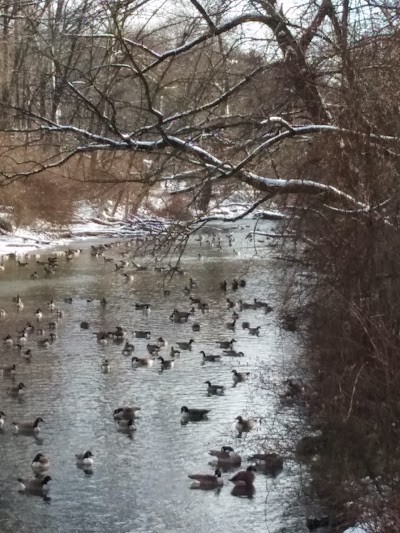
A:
216,339,236,349
113,407,141,420
117,418,137,433
101,359,110,373
235,416,256,437
122,342,135,356
200,351,221,363
18,475,51,495
177,339,194,351
209,446,241,467
9,382,26,396
31,453,50,474
188,468,223,490
158,356,174,369
223,349,244,357
0,411,5,429
205,381,225,396
1,363,16,376
229,466,256,486
232,370,250,384
76,451,94,467
13,416,43,435
181,406,210,423
131,356,154,367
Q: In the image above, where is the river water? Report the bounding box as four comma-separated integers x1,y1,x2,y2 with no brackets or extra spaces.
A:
0,220,308,533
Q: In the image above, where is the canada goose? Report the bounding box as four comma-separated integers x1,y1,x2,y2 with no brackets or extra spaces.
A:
18,475,51,495
147,343,160,355
37,327,46,336
232,370,250,384
189,277,197,288
226,298,235,308
30,271,39,280
98,334,108,345
44,266,56,275
209,446,241,467
238,300,256,311
157,337,167,347
101,359,110,373
9,382,26,396
229,466,256,486
117,418,137,433
232,311,239,320
189,296,201,305
13,417,43,435
223,350,244,357
205,381,225,395
170,347,181,357
122,342,135,356
0,411,5,429
23,349,32,362
235,416,256,436
242,322,250,330
192,322,201,332
48,300,56,311
177,339,194,351
113,407,141,420
0,309,6,318
216,339,236,349
76,451,94,467
135,303,151,311
180,406,210,423
158,356,174,369
1,363,16,376
31,453,50,474
248,453,283,476
254,298,273,312
38,338,50,348
4,334,13,345
131,356,154,367
19,331,28,344
200,351,221,363
17,260,29,267
49,332,57,342
170,309,190,322
226,319,236,330
220,281,227,291
134,330,151,339
232,279,239,290
248,326,260,336
48,320,58,330
188,468,223,490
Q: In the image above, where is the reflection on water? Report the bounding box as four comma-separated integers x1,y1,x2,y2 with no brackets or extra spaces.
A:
0,221,307,533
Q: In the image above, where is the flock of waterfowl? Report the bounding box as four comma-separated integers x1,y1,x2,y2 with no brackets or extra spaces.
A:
0,230,297,506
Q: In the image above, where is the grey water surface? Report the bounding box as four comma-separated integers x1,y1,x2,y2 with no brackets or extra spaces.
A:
0,221,307,533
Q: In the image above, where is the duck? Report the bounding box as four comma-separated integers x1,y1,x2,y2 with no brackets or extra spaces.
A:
223,349,244,357
248,453,283,476
101,359,110,373
1,363,16,376
76,451,94,467
229,466,256,486
131,356,154,367
9,382,26,396
248,326,260,336
205,381,225,396
117,418,137,433
181,406,210,423
177,339,194,351
113,407,141,420
134,330,151,339
13,417,43,435
200,351,221,363
0,411,5,429
18,475,51,495
235,416,256,437
31,453,50,474
216,339,236,349
4,334,13,345
209,446,241,467
158,356,174,369
122,342,135,356
188,468,223,490
232,370,250,384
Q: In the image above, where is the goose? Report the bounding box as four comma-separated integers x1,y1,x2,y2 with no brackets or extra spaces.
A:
170,347,181,357
131,356,154,367
235,416,256,437
253,298,272,311
30,271,39,280
113,407,141,420
189,277,198,288
232,311,239,320
98,334,108,345
238,300,256,311
229,466,256,486
4,334,13,346
13,417,43,435
216,339,236,349
220,280,228,291
9,382,26,396
38,338,50,348
192,322,201,332
122,342,135,356
158,356,174,369
248,326,260,336
48,320,58,330
226,319,236,330
123,272,135,282
200,351,221,363
18,475,51,495
223,350,244,357
232,279,239,290
163,289,171,297
76,451,94,467
181,406,210,423
248,453,283,476
19,331,28,344
134,330,151,339
209,446,241,467
80,321,90,329
242,322,250,330
17,260,29,267
170,310,190,322
23,349,32,362
226,298,235,308
101,359,110,373
48,299,56,311
117,418,137,433
36,327,46,336
177,339,194,351
232,370,250,384
0,309,6,318
157,337,167,347
188,468,223,490
147,343,160,355
25,322,35,333
0,411,5,429
205,381,225,396
49,332,57,342
31,453,50,474
135,303,151,311
1,363,16,376
189,296,201,305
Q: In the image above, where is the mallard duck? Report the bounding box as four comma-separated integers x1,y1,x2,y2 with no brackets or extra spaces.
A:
229,466,256,486
209,446,241,467
122,342,135,356
232,370,250,384
188,468,223,490
0,411,5,429
13,416,43,435
205,381,225,395
248,453,283,476
4,334,13,345
101,359,110,373
248,326,260,336
158,356,174,369
134,330,151,339
131,356,154,367
31,453,50,473
223,350,244,357
192,322,201,332
18,475,51,495
76,451,94,467
117,418,137,433
200,351,221,362
181,406,210,423
216,339,236,349
1,363,16,376
9,382,26,396
177,339,194,351
235,416,256,437
113,407,140,420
